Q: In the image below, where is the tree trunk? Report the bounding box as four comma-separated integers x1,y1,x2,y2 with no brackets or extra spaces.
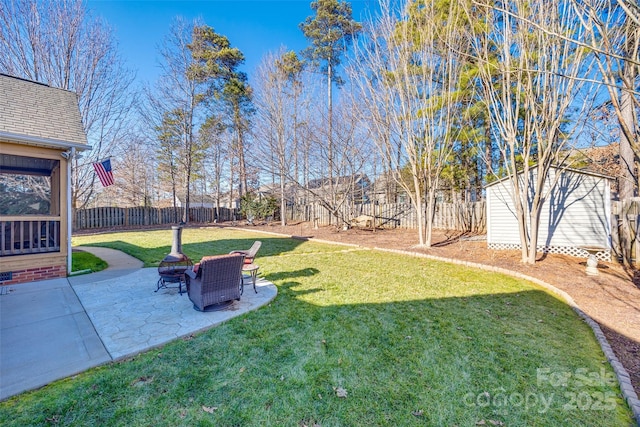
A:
412,172,425,246
237,120,247,200
425,189,436,247
292,89,299,216
280,172,287,226
510,171,531,264
485,123,492,177
526,197,544,265
171,181,177,223
184,141,191,224
618,79,637,200
327,60,335,225
229,159,234,211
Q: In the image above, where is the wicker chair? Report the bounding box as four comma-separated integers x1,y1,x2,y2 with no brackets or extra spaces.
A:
185,253,245,311
230,241,262,264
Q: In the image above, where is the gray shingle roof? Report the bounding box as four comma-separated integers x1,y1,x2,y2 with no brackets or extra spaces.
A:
0,74,87,146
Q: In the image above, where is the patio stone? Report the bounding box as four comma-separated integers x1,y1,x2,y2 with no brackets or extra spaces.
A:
0,247,277,400
71,267,277,361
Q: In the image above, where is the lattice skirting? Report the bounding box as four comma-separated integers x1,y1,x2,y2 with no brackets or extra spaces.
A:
488,243,612,262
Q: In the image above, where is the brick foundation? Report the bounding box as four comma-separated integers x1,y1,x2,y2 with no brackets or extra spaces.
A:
0,265,66,286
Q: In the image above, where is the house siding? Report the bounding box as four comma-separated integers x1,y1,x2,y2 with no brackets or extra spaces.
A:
487,179,521,245
486,167,611,257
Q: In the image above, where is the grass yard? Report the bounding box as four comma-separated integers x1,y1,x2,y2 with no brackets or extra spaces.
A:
71,250,108,274
0,227,633,426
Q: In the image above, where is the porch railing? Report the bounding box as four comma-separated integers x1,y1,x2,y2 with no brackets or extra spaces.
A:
0,218,61,256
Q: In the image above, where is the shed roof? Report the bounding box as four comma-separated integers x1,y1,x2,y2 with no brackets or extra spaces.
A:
484,164,613,188
0,73,88,149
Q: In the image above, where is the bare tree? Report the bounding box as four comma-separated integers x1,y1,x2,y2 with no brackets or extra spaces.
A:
0,0,135,209
300,0,362,223
111,135,156,207
310,98,369,225
569,0,639,199
474,0,597,264
253,49,305,226
199,114,227,220
350,0,467,247
484,0,639,198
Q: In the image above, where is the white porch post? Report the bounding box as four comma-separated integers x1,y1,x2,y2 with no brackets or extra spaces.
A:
66,147,75,275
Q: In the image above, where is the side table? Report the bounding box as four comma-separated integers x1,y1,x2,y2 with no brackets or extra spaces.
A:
241,263,259,294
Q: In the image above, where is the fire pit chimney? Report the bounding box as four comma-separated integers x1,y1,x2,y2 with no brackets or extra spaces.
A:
165,225,186,262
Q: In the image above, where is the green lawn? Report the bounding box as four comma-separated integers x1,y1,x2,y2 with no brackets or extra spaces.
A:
0,227,633,426
71,250,108,274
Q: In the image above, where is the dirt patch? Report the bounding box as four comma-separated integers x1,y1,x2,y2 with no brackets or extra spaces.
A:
230,220,640,399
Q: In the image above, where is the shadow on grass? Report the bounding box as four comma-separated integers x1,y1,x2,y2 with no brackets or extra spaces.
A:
263,267,320,282
0,264,636,426
223,282,634,426
62,229,637,425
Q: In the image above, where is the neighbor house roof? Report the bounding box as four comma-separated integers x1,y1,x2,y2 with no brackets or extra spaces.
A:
0,73,89,150
307,173,370,190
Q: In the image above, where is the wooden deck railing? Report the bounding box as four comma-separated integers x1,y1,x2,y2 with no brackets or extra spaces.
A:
0,218,61,256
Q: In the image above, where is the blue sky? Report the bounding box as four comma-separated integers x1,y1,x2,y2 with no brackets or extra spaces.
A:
88,0,375,86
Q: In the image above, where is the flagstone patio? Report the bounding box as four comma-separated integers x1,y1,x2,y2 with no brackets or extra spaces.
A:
72,267,277,360
0,247,277,400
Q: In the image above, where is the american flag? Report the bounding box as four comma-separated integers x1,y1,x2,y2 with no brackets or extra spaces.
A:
93,159,114,187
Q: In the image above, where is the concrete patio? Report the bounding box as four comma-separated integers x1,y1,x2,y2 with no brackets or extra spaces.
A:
0,247,277,400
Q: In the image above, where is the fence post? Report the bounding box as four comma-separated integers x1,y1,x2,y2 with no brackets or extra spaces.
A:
619,198,638,267
611,201,621,261
636,214,640,268
632,198,640,267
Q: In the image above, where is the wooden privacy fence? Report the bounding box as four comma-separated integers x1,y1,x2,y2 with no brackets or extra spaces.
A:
74,206,239,231
74,202,486,233
432,202,486,233
285,201,486,233
611,198,640,265
74,199,640,265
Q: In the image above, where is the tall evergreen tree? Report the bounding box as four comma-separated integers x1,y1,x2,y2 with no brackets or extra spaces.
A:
300,0,361,223
188,25,252,201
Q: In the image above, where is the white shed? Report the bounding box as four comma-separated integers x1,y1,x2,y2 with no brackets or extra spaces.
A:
486,166,612,260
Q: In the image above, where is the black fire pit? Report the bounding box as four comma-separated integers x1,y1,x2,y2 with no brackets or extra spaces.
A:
156,225,192,295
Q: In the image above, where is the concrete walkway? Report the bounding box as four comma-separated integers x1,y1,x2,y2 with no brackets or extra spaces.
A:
0,247,277,401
